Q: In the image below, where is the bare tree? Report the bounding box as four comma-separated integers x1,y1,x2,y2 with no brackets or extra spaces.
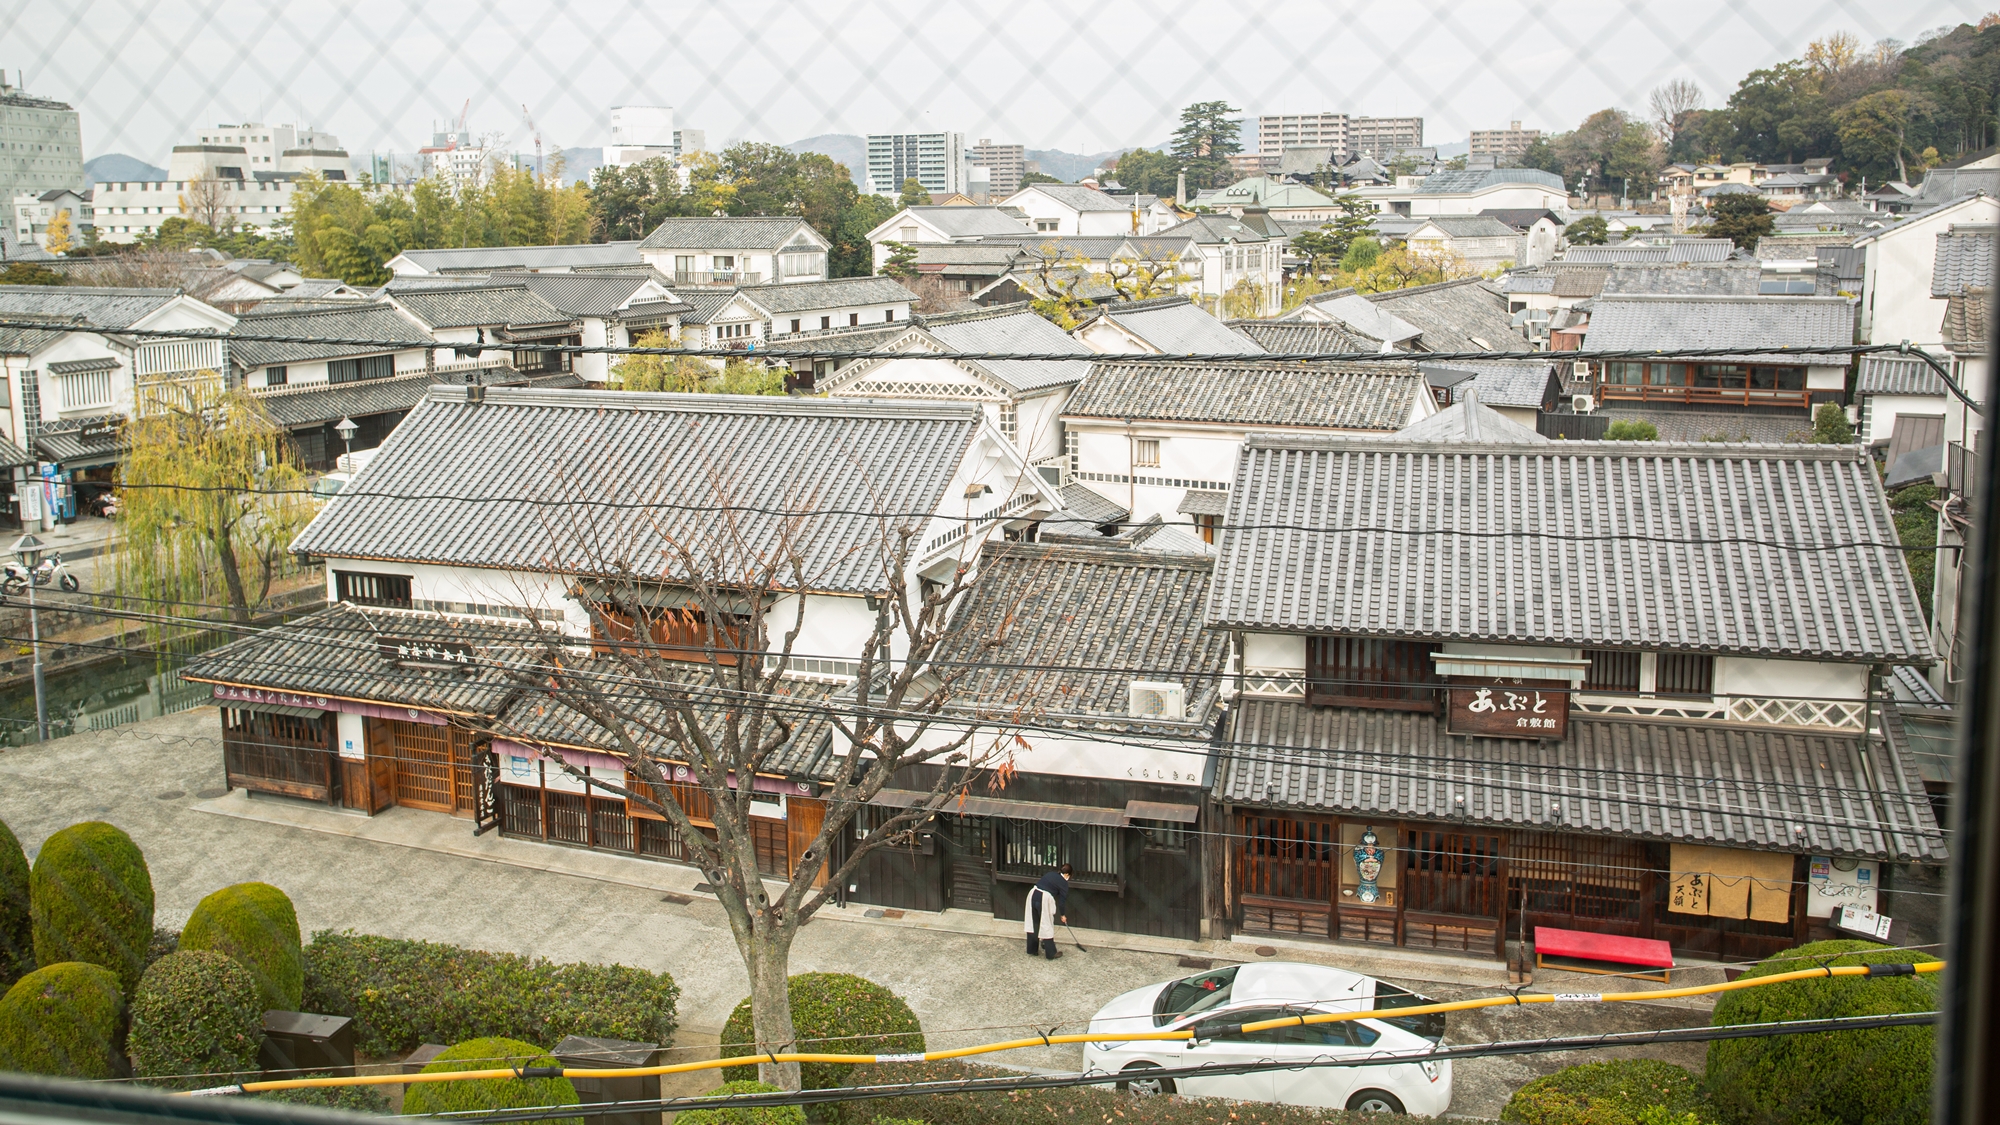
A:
484,467,1026,1091
1648,79,1705,148
180,174,227,232
904,272,976,315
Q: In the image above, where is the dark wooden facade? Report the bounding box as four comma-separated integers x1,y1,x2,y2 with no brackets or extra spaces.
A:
222,708,338,802
1222,808,1814,961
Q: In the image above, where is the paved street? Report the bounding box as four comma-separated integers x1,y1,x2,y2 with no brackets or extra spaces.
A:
0,710,1712,1120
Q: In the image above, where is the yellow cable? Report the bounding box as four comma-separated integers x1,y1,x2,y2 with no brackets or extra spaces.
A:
200,960,1942,1096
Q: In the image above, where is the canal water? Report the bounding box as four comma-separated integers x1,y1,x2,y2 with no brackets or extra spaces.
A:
0,639,223,747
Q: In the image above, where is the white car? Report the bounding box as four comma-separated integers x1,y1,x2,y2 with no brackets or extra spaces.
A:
1083,962,1451,1116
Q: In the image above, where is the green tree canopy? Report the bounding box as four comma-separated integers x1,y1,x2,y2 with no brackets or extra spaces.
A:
1565,215,1610,245
1703,191,1775,249
1170,100,1243,191
897,178,932,207
1111,148,1180,197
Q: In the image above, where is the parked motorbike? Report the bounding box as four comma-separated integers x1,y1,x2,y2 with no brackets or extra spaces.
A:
2,553,80,596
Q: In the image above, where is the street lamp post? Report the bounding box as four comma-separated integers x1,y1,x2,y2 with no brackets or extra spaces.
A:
334,417,358,467
11,533,48,742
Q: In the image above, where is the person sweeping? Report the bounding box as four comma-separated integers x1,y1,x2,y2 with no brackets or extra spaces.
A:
1025,863,1072,960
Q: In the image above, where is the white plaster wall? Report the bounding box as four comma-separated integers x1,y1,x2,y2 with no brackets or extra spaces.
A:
1244,632,1306,671
827,355,991,397
1016,390,1069,463
245,348,429,390
908,723,1209,787
575,316,610,384
1861,392,1948,445
1862,195,2000,345
1715,657,1867,701
1076,320,1146,354
1806,365,1849,391
765,300,910,335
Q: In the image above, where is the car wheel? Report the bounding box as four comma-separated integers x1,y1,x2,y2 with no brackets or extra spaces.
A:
1346,1089,1406,1114
1115,1062,1175,1097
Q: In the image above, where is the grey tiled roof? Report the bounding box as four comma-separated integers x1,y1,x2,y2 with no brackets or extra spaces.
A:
737,277,915,315
1599,263,1764,296
1931,230,1994,297
1064,360,1424,431
390,285,576,330
1549,265,1611,298
1013,183,1130,212
502,272,657,317
1395,395,1547,443
1942,291,1990,354
177,602,525,717
1057,482,1128,526
1085,298,1263,355
1208,436,1932,663
1415,168,1565,194
230,303,433,368
1562,240,1736,264
761,321,909,356
1582,295,1854,363
1229,320,1372,355
1857,355,1947,397
251,369,583,428
1414,216,1521,239
0,284,182,328
935,541,1230,723
392,242,643,273
901,206,1034,239
292,388,991,595
1289,293,1419,345
1420,358,1555,409
1367,279,1531,353
1156,214,1273,245
0,434,33,469
673,289,741,325
637,217,822,251
1591,408,1815,444
0,315,83,357
924,306,1091,393
1219,702,1944,862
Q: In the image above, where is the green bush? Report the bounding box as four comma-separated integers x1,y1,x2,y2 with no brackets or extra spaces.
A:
29,822,154,995
1605,420,1659,441
303,931,679,1057
181,882,303,1012
675,1080,805,1125
145,928,180,972
1501,1059,1713,1125
719,973,923,1091
1706,940,1939,1125
1812,403,1856,445
0,817,30,988
400,1037,581,1125
0,961,127,1078
842,1059,1391,1124
129,950,264,1089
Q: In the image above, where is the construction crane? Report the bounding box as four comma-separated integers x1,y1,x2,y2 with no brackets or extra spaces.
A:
521,103,543,179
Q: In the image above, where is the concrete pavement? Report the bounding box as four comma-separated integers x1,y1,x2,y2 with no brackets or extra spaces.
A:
0,709,1713,1120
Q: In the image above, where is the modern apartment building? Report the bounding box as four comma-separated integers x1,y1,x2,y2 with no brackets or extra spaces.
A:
970,139,1028,197
867,131,966,197
603,105,674,168
0,76,84,208
1470,121,1541,159
167,122,349,182
1254,113,1423,161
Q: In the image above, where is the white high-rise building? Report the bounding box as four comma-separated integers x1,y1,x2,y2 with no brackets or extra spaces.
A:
866,132,966,197
168,122,348,182
418,127,509,190
0,76,84,208
604,105,675,168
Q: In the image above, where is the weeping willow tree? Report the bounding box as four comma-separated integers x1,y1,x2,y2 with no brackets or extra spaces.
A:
114,382,316,629
607,330,786,396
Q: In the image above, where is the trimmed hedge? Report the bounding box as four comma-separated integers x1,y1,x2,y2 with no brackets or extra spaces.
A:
181,882,303,1012
29,822,154,995
256,1085,389,1115
675,1080,805,1125
129,950,264,1089
1501,1059,1713,1125
0,817,30,988
0,961,127,1078
399,1037,581,1125
1706,940,1938,1125
302,931,680,1057
146,928,180,972
841,1059,1403,1124
720,973,923,1092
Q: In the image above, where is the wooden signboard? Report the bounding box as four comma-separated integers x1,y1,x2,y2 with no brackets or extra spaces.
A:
1446,681,1569,740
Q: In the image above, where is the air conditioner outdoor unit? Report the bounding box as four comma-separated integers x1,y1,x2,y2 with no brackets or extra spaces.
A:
1571,360,1590,381
1130,680,1186,721
1572,393,1595,414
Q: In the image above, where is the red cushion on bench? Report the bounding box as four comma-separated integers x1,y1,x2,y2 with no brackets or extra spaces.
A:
1534,926,1674,968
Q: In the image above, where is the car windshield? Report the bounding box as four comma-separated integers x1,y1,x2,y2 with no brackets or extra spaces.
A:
1153,966,1240,1026
1373,982,1445,1042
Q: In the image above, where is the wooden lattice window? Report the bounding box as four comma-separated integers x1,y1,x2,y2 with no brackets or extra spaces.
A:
1306,636,1440,710
1583,650,1641,693
1656,654,1715,697
592,604,741,664
335,571,412,608
1236,813,1338,903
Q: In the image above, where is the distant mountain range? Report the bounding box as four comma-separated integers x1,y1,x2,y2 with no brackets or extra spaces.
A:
84,154,165,183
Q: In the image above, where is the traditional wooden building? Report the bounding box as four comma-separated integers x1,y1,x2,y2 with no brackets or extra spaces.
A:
1205,435,1945,961
845,540,1231,939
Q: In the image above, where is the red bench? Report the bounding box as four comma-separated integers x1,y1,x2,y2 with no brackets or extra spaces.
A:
1534,926,1674,983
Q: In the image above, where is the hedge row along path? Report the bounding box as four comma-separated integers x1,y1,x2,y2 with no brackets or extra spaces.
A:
187,959,1945,1097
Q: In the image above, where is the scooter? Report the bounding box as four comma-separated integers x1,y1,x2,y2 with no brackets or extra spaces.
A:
2,552,80,596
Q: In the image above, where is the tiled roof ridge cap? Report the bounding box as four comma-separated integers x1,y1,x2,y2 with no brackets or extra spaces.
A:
424,385,985,420
1241,434,1867,460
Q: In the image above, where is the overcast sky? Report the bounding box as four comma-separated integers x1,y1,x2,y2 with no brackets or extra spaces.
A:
3,0,1990,166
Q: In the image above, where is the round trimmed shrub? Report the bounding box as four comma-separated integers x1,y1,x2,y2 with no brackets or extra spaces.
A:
719,973,923,1091
675,1080,804,1125
1706,940,1939,1125
29,822,153,995
180,882,302,1012
0,961,127,1078
401,1037,581,1125
0,817,30,988
1501,1058,1711,1125
129,950,264,1089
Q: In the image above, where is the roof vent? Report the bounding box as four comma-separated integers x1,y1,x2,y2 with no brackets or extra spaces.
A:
1130,681,1185,721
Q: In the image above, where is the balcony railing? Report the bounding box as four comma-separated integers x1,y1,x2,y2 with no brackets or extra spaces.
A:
1595,385,1813,411
674,270,761,287
432,357,519,378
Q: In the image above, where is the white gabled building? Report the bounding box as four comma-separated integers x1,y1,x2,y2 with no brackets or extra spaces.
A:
637,217,831,286
1854,193,2000,348
1001,183,1145,237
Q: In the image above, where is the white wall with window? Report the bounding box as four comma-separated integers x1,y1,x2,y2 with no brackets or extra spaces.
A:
245,348,430,390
